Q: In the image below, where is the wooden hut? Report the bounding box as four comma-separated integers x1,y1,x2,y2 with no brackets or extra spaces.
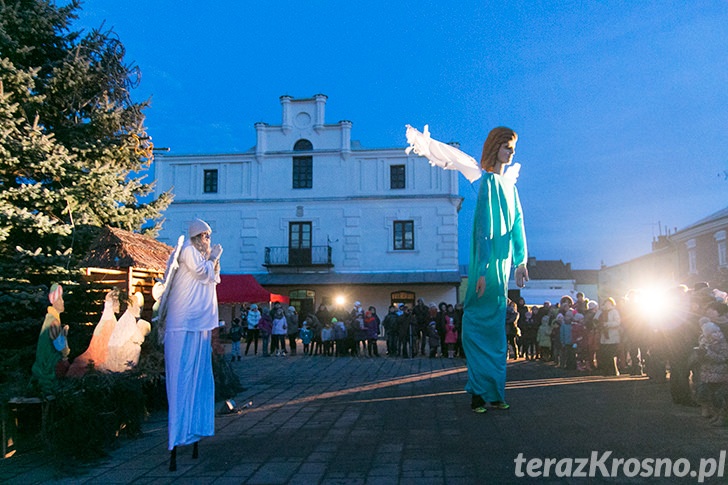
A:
78,226,173,321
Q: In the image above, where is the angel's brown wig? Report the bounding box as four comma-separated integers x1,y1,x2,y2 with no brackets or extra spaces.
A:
480,127,517,172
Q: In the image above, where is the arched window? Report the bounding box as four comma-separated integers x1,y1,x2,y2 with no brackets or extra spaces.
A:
293,139,313,188
294,139,313,151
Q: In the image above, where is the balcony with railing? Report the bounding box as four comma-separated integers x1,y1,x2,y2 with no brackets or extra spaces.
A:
263,245,333,271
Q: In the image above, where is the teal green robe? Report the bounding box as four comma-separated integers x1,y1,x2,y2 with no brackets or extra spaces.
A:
31,307,67,394
463,171,527,402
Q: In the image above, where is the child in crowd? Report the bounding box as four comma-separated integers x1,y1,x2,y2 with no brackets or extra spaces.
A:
229,318,243,361
444,311,458,358
300,321,313,355
321,320,334,356
537,315,552,362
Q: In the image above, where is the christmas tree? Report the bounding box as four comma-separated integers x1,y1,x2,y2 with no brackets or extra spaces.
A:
0,0,172,385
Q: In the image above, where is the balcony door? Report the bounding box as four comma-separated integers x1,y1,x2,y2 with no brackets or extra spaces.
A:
289,222,312,265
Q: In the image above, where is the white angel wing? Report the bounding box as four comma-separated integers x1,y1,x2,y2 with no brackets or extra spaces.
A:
405,124,482,183
502,162,521,186
156,235,184,343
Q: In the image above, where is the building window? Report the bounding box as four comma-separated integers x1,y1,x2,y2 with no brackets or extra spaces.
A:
391,290,415,309
203,169,218,193
294,139,313,151
293,158,312,188
289,221,312,265
293,139,313,189
290,289,315,299
688,250,697,274
687,238,697,275
393,220,414,250
716,231,727,267
390,165,405,189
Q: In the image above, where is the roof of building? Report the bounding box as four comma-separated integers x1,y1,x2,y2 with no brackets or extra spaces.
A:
460,258,595,281
675,205,728,234
572,269,599,285
525,259,573,280
78,226,173,272
255,271,461,286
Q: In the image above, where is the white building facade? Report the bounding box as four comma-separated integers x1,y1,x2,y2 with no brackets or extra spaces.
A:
154,95,462,316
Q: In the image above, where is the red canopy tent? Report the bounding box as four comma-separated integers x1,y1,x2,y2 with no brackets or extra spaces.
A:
217,274,288,304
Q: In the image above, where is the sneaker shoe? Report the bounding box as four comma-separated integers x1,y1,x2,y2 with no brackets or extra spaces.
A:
470,394,486,413
489,401,510,410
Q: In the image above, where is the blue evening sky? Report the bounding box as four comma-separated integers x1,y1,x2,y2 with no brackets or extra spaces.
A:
73,1,728,270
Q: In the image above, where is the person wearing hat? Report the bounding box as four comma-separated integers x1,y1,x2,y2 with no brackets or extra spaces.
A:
31,283,70,394
163,218,223,471
245,303,261,355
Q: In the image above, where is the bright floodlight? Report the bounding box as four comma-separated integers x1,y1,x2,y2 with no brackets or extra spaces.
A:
335,295,346,306
635,285,677,327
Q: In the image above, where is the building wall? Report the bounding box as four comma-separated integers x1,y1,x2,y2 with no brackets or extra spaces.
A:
518,279,576,306
263,284,457,318
672,223,728,289
154,199,458,274
153,95,462,307
598,207,728,298
574,283,599,303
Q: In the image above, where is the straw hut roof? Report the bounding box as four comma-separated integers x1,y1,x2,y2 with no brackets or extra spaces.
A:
79,226,173,272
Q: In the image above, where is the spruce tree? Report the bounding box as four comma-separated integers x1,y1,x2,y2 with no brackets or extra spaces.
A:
0,1,172,368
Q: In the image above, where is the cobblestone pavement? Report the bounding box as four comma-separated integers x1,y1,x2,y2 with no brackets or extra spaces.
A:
3,343,728,484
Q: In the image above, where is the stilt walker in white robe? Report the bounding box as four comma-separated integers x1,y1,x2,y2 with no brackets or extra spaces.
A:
160,218,222,471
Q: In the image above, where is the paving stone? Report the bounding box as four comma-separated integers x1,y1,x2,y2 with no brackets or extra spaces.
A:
4,344,728,484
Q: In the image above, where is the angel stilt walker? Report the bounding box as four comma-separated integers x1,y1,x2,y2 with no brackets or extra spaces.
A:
406,125,529,413
159,218,222,471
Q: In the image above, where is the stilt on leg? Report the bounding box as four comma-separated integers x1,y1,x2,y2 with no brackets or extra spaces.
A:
192,441,199,459
169,446,177,472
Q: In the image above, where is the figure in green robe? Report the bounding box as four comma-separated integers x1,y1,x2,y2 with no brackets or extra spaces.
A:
462,127,529,414
31,283,70,394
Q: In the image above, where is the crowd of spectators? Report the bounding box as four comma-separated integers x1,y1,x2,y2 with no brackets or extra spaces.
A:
225,299,465,360
223,284,728,424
